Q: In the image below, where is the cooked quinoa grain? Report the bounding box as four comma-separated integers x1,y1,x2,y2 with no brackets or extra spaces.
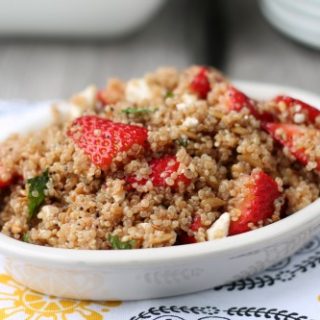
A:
0,66,319,249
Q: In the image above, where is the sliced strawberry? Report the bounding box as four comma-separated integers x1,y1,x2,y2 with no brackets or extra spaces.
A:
190,67,211,99
177,216,202,245
0,166,14,188
273,95,320,125
176,216,202,244
229,171,281,235
150,156,191,187
126,155,190,190
176,232,197,245
68,115,148,169
125,175,148,191
0,178,13,188
227,87,274,122
96,90,109,105
228,86,256,113
190,215,202,232
265,122,320,171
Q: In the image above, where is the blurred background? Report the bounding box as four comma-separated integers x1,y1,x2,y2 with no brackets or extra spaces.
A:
0,0,319,101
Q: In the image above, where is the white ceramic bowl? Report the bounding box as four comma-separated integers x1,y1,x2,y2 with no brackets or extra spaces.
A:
0,0,165,37
0,81,319,301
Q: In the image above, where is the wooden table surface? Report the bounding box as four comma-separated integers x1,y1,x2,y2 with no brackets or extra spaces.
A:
0,0,319,101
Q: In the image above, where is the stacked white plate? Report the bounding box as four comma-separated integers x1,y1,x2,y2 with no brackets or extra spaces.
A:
0,0,166,37
260,0,320,49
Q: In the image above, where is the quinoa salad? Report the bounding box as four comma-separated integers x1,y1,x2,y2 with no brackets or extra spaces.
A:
0,66,319,250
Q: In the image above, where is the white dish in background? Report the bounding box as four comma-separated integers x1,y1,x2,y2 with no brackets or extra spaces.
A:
0,81,319,301
0,0,165,37
260,0,320,49
278,0,320,17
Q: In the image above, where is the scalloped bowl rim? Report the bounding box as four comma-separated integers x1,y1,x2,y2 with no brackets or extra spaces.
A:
0,81,319,267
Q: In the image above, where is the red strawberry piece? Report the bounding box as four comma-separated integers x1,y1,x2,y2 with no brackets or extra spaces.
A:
126,155,190,190
177,216,201,244
0,166,14,188
227,87,274,122
228,86,256,113
265,122,320,171
68,115,148,169
229,171,281,235
96,90,109,105
125,175,148,191
190,215,202,232
150,156,191,188
0,177,13,188
190,67,211,99
177,232,197,245
176,215,202,245
274,95,320,125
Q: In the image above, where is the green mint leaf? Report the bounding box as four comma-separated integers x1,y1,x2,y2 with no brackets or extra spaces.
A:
108,235,135,250
22,233,30,243
122,108,155,116
27,169,49,219
165,91,174,98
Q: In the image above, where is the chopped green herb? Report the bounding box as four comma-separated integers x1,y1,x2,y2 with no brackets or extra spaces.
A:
27,169,49,219
176,138,189,147
22,233,30,243
165,91,174,98
122,108,155,116
108,235,135,250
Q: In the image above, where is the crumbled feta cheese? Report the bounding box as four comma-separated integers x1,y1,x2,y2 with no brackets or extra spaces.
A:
206,212,230,241
126,79,151,103
57,101,82,120
37,205,59,220
293,113,306,124
69,103,83,119
176,94,197,111
69,85,98,119
182,93,197,105
79,86,97,108
176,103,187,110
183,117,199,127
